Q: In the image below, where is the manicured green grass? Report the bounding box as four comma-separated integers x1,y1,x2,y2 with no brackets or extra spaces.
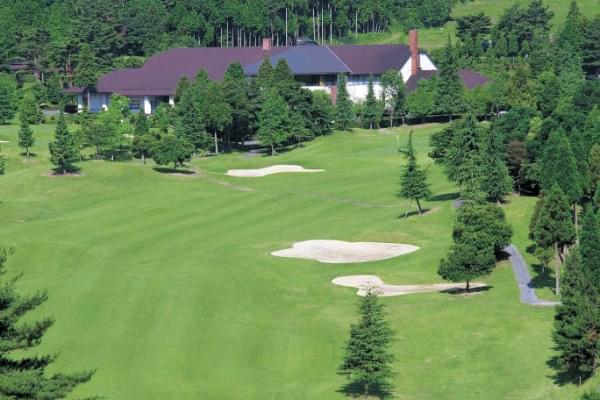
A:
0,123,598,399
350,0,600,50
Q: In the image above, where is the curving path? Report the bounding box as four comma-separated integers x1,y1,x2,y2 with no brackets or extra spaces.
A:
504,245,561,307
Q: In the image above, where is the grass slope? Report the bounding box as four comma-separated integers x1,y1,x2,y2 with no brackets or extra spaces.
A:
0,123,597,399
350,0,600,50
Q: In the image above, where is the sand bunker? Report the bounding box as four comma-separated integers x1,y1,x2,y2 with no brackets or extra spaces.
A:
226,165,323,177
271,240,419,263
332,275,487,297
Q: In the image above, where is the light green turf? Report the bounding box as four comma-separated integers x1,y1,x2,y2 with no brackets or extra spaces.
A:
349,0,599,50
0,123,598,399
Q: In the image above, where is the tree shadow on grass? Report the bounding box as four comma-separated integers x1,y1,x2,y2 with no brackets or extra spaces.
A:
546,356,588,386
48,166,82,176
441,285,493,295
20,152,37,158
396,208,433,219
337,380,392,399
153,166,196,175
530,264,555,291
430,192,460,202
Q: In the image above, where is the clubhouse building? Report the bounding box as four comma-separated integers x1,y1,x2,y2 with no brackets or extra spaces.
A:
66,30,488,114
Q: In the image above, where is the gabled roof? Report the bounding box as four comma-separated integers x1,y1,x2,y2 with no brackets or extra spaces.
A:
65,44,415,96
244,46,351,76
329,45,411,75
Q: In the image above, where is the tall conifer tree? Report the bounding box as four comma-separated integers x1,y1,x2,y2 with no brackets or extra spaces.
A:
399,131,431,215
335,73,353,131
49,111,78,174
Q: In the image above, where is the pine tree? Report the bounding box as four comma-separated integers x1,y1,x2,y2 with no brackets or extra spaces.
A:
434,38,465,121
73,44,98,88
335,73,353,131
494,35,508,58
257,89,290,156
533,184,576,295
174,76,190,103
338,291,394,398
203,81,232,155
174,81,209,152
49,111,78,174
18,114,34,159
0,246,93,398
399,131,431,215
222,62,253,145
507,32,519,57
554,207,600,380
0,74,15,124
480,129,513,202
362,75,382,129
257,57,274,92
19,94,42,125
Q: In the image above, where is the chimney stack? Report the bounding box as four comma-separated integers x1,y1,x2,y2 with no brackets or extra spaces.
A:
262,38,272,52
409,29,420,76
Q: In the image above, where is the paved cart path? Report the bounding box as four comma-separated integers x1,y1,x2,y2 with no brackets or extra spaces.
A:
504,245,561,307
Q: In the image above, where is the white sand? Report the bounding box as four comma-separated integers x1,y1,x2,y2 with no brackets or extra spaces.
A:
0,141,8,143
332,275,487,297
271,240,419,263
226,165,324,177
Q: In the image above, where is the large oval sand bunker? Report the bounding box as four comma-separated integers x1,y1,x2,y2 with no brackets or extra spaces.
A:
226,165,324,177
271,240,419,263
332,275,487,297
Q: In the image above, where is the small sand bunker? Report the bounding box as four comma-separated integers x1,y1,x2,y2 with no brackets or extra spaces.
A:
227,165,323,177
332,275,487,297
271,240,419,263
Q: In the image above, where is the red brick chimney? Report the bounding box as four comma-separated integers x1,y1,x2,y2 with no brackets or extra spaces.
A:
409,29,420,76
262,38,272,52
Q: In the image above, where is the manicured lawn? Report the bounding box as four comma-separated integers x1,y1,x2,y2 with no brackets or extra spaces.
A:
0,123,597,399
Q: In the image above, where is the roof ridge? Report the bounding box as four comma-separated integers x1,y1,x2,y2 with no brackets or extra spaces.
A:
324,45,353,74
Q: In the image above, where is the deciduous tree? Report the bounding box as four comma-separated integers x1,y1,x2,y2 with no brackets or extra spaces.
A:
18,114,34,159
257,89,289,156
152,135,194,170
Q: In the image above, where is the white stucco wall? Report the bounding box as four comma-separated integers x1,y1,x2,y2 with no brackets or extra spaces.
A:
400,53,437,82
347,76,384,102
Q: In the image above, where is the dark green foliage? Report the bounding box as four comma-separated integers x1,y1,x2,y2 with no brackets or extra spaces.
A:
399,131,431,215
0,247,93,398
133,111,149,136
480,129,513,202
152,103,170,134
533,185,576,294
257,57,274,92
407,77,436,120
203,81,232,155
583,16,600,77
257,89,289,156
152,135,193,170
581,391,600,400
554,207,600,380
438,241,496,291
49,111,78,174
19,94,42,125
454,203,512,254
73,43,98,89
174,79,209,151
434,39,465,120
222,62,254,144
539,129,583,205
0,73,16,124
362,76,383,129
456,13,491,42
174,76,190,103
439,202,511,290
310,91,334,137
18,114,35,159
338,291,394,398
335,74,353,131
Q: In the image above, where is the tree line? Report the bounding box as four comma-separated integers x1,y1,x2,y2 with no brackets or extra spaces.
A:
0,0,462,84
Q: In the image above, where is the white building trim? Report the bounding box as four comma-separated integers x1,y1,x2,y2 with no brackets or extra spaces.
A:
400,53,437,82
143,96,152,114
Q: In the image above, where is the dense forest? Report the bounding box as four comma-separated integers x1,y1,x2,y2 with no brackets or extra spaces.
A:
0,0,463,80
